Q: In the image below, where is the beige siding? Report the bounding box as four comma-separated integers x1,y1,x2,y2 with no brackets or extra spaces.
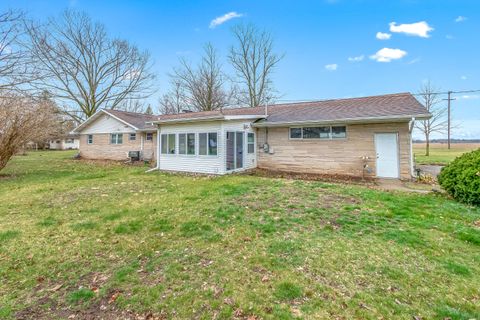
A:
256,122,412,179
79,133,156,161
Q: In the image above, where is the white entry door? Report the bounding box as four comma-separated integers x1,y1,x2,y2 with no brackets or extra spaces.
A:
374,133,399,178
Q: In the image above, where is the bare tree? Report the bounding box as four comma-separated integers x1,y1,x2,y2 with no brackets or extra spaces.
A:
26,10,156,122
170,43,231,112
414,81,448,156
158,79,188,114
229,24,283,107
0,92,58,171
0,10,35,90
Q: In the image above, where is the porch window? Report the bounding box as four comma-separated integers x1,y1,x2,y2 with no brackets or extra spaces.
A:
129,133,136,141
161,134,176,154
87,135,93,144
247,133,255,153
198,132,217,156
187,133,195,155
208,132,218,155
110,133,123,144
146,133,153,141
178,133,186,154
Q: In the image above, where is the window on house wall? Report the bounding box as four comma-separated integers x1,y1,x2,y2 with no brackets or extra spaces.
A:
247,133,255,153
198,132,218,156
87,135,93,144
168,134,176,154
146,133,153,141
208,132,218,155
129,133,136,141
161,134,167,154
290,126,347,140
187,133,195,155
178,133,186,154
199,133,207,155
331,126,346,139
110,133,123,144
161,134,176,154
289,128,302,139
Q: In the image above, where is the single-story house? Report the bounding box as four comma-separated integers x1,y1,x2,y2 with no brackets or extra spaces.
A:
72,109,158,161
149,93,430,179
48,134,80,150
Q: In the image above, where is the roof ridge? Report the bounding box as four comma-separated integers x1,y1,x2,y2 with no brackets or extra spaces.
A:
105,108,158,117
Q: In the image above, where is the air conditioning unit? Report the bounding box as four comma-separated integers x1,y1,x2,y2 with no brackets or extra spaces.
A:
128,151,140,161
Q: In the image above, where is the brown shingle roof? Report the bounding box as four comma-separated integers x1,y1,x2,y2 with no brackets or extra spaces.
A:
154,92,429,124
106,109,158,130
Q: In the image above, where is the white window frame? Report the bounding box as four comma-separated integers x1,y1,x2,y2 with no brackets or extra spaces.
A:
161,133,176,155
146,132,153,141
178,133,196,156
247,132,255,154
87,134,93,144
198,132,218,156
129,133,136,141
289,125,347,140
110,133,123,145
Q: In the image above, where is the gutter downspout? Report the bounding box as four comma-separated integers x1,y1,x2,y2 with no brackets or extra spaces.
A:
145,125,161,173
409,117,415,177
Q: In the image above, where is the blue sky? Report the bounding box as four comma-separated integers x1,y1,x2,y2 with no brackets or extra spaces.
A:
2,0,479,138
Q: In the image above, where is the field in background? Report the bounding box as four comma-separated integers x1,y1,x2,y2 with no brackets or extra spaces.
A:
413,143,480,165
0,151,479,319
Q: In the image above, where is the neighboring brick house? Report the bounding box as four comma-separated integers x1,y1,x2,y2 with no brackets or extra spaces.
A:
72,109,157,161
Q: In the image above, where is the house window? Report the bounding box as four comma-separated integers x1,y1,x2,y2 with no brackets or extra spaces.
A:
178,134,186,154
65,139,74,143
290,128,302,139
198,132,217,156
161,134,176,154
247,133,255,153
110,133,123,144
87,135,93,144
331,126,346,139
290,126,347,140
146,133,153,141
129,133,136,141
187,133,195,155
178,133,196,155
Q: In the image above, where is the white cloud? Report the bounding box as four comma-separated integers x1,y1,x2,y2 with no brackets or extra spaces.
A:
209,12,243,29
461,75,467,80
389,21,434,38
348,55,364,62
455,16,467,23
325,64,338,71
376,32,391,40
370,48,407,62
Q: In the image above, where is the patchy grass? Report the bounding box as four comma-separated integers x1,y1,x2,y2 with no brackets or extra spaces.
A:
0,151,479,319
413,143,480,165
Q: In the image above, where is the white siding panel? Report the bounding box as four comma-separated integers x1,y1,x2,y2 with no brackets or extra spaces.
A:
82,114,136,134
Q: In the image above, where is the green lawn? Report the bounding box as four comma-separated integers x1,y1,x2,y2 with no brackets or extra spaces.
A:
414,143,480,165
1,151,479,319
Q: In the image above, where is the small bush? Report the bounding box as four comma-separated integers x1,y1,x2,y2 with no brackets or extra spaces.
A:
438,149,480,205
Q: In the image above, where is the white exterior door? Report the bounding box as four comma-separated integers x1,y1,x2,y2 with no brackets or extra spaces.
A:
375,133,399,178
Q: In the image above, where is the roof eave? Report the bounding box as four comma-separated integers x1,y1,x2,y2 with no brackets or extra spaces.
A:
252,114,432,128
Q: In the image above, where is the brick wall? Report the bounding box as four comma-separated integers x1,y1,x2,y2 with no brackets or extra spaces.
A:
256,122,412,179
79,133,157,162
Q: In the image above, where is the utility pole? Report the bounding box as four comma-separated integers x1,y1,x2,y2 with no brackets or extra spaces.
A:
443,91,455,149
